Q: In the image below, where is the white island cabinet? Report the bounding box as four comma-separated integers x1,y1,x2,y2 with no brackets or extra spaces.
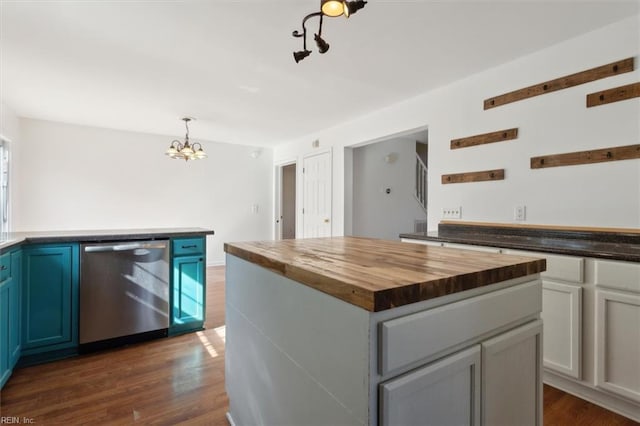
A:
224,237,545,426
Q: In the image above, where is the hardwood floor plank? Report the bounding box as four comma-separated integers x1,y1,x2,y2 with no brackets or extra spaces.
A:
1,266,636,425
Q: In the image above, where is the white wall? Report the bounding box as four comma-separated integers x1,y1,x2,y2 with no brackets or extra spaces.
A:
275,15,640,234
15,118,273,265
352,137,426,240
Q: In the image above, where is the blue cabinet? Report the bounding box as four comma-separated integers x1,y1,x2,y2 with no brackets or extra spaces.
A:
1,248,22,389
22,244,79,357
170,238,206,335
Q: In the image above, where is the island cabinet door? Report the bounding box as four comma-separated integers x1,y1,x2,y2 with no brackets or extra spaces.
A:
380,345,481,426
482,320,543,426
170,254,205,334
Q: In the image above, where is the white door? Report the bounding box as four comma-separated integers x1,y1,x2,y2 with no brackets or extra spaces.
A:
303,151,332,238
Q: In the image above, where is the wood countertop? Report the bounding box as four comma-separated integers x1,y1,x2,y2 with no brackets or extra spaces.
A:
224,237,546,312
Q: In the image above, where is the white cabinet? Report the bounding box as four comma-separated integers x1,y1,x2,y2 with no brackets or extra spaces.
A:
440,244,640,421
542,281,582,378
503,249,584,379
595,289,640,403
593,259,640,404
380,346,481,426
381,318,542,426
482,320,543,426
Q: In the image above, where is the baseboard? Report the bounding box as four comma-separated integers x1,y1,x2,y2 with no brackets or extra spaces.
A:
208,260,225,267
544,371,640,422
225,412,236,426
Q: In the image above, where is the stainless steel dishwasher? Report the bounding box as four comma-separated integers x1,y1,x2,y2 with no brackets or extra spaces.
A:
80,240,170,351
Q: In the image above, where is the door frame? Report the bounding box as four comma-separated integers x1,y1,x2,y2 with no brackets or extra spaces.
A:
274,158,298,240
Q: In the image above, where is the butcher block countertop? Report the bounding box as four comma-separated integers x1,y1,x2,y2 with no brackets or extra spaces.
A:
224,236,546,312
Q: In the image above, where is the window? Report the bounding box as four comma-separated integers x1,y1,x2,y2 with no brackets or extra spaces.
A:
0,138,9,233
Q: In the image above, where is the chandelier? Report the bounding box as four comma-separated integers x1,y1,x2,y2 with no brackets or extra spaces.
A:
292,0,367,63
165,117,207,161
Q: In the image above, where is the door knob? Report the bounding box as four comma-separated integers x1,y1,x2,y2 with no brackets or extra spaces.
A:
323,218,330,223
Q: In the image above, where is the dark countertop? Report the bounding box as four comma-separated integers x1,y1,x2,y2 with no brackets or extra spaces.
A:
400,223,640,263
0,228,214,252
225,237,545,312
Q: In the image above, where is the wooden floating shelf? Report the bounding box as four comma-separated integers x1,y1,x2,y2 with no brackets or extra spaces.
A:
451,128,518,150
531,144,640,169
484,57,634,110
586,82,640,107
442,169,505,184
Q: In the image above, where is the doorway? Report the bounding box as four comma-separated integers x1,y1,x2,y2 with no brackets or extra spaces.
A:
275,161,297,240
282,163,296,239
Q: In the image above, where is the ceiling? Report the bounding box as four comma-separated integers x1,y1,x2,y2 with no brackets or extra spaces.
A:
1,1,638,147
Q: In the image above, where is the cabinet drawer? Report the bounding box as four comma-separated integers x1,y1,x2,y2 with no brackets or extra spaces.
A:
173,237,204,256
594,260,640,294
504,250,583,283
380,279,542,374
0,253,10,282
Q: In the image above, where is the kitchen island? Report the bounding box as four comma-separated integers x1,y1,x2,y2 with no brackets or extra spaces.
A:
224,237,546,426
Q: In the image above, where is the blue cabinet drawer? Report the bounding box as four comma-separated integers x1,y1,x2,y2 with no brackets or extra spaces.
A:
173,238,204,256
0,253,10,282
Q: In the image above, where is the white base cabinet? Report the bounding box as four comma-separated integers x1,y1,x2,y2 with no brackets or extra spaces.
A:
402,238,640,422
595,289,640,403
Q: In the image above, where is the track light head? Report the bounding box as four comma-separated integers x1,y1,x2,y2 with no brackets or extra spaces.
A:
314,34,330,54
293,49,312,63
344,0,367,17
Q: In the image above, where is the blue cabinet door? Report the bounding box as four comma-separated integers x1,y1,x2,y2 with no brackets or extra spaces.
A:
0,278,9,387
1,249,22,389
22,244,79,354
170,254,205,335
9,250,22,367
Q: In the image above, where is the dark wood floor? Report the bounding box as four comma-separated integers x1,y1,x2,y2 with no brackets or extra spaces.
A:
1,266,637,425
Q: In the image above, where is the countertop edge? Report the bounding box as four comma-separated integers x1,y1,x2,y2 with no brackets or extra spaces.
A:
0,228,214,251
399,232,640,263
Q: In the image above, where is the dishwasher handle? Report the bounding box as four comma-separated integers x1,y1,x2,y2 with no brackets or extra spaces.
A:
84,242,168,253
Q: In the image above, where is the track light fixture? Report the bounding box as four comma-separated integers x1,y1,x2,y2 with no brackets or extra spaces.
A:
292,0,367,63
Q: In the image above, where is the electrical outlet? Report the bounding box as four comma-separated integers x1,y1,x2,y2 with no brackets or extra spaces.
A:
442,206,462,219
514,205,526,221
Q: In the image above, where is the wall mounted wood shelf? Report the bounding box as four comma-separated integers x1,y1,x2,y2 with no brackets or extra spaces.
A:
531,144,640,169
586,82,640,107
451,128,518,150
442,169,505,184
484,57,634,110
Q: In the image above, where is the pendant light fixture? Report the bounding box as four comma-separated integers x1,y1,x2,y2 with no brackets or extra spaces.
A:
165,117,207,161
292,0,367,63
